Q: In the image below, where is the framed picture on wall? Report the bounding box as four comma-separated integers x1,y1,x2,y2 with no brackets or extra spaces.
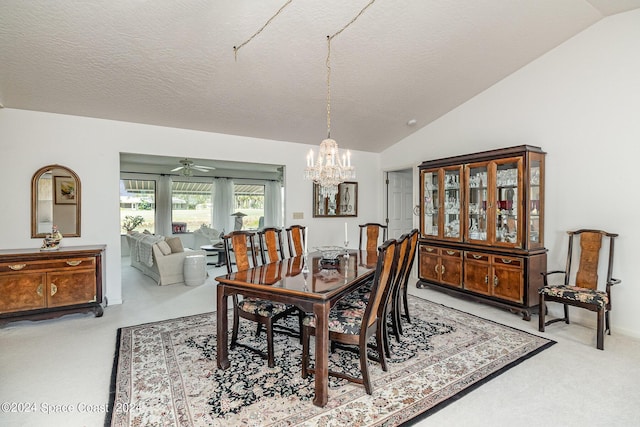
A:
54,176,77,204
313,181,358,217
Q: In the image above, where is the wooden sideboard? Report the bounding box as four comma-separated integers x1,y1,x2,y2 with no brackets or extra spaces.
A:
0,245,105,326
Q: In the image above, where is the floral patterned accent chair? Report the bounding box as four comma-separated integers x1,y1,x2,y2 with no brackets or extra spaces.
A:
301,239,399,395
358,223,388,252
539,229,621,350
257,227,285,264
222,231,301,367
285,225,306,257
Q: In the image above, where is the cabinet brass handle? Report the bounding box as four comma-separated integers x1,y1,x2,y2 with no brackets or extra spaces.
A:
484,275,489,284
434,265,440,274
446,250,455,255
66,260,82,266
501,258,512,264
8,264,27,271
441,265,445,275
494,276,499,286
50,284,58,296
37,284,43,297
472,254,482,259
425,248,434,252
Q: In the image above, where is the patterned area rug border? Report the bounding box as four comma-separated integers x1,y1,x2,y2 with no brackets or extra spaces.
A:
106,296,555,426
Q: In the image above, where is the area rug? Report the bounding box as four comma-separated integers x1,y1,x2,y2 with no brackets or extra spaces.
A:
106,296,554,426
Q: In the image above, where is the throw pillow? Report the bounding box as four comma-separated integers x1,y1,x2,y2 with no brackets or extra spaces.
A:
156,240,172,256
166,237,184,253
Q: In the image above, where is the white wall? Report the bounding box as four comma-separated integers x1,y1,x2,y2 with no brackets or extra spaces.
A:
382,10,640,338
0,110,381,306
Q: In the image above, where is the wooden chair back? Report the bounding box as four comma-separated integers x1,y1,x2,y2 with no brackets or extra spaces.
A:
359,223,388,252
363,239,399,330
222,231,258,273
286,225,306,257
566,229,617,290
257,227,284,264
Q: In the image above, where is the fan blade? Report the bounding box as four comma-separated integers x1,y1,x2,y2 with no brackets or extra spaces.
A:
193,165,215,172
171,166,184,172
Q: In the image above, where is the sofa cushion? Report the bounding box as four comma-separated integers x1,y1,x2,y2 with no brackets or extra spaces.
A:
166,237,184,253
156,240,172,255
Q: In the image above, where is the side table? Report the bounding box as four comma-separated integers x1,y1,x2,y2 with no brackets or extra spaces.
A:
200,244,226,267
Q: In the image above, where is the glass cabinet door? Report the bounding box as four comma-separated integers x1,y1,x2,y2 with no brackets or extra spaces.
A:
467,164,488,243
494,158,522,247
528,152,544,249
421,169,439,237
443,167,462,240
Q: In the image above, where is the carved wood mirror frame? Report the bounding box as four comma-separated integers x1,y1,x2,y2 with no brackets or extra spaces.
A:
31,164,82,238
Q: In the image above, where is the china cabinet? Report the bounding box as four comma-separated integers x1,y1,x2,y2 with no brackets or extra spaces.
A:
0,245,105,326
417,145,546,320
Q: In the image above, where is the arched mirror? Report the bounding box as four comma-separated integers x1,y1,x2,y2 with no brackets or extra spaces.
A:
31,164,81,238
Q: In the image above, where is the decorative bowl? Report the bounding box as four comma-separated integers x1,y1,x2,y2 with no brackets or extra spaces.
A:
315,246,343,261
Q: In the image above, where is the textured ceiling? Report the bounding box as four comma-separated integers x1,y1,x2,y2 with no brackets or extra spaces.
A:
1,0,640,153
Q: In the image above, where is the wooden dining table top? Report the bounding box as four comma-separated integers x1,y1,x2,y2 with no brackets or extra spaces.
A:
215,249,378,301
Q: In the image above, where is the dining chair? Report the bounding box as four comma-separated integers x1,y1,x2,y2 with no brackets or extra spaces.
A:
301,238,399,394
341,233,409,354
257,227,285,264
286,225,306,257
222,231,301,367
358,223,388,252
539,229,621,350
396,229,420,329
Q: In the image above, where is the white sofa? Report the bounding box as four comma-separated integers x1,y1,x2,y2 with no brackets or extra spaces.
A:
127,233,206,285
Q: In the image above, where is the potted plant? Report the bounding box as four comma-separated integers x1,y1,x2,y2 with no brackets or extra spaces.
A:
122,215,145,233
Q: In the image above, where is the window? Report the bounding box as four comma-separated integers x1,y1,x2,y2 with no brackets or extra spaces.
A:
120,179,156,234
234,183,265,229
171,181,213,233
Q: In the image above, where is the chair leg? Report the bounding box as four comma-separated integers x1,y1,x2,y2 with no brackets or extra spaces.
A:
266,321,275,367
360,343,373,395
402,285,411,324
563,304,570,324
255,323,262,337
376,327,388,372
605,310,611,335
382,315,391,358
538,293,545,332
231,298,240,348
301,326,309,379
393,295,403,337
298,310,304,344
596,309,605,350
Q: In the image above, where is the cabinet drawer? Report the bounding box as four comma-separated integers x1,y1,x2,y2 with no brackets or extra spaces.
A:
465,252,489,262
0,257,95,274
493,256,521,267
441,249,462,258
420,245,438,254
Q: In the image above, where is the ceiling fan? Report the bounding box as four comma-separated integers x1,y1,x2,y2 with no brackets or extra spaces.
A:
171,158,215,176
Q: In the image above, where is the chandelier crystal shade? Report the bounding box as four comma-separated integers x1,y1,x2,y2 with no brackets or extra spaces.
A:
305,139,355,200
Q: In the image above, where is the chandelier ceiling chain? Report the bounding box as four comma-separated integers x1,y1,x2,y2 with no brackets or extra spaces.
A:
233,0,293,61
233,0,376,200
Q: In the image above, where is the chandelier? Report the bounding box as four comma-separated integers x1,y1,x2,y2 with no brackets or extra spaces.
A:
304,32,358,200
232,0,375,200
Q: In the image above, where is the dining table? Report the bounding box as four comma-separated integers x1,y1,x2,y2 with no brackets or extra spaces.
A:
215,249,378,407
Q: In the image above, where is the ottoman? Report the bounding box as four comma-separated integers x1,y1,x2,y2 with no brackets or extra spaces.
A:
183,254,206,286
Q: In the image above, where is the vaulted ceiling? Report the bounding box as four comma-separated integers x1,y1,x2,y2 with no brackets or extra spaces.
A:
1,1,639,153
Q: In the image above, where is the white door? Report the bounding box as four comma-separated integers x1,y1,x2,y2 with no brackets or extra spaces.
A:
386,169,414,239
